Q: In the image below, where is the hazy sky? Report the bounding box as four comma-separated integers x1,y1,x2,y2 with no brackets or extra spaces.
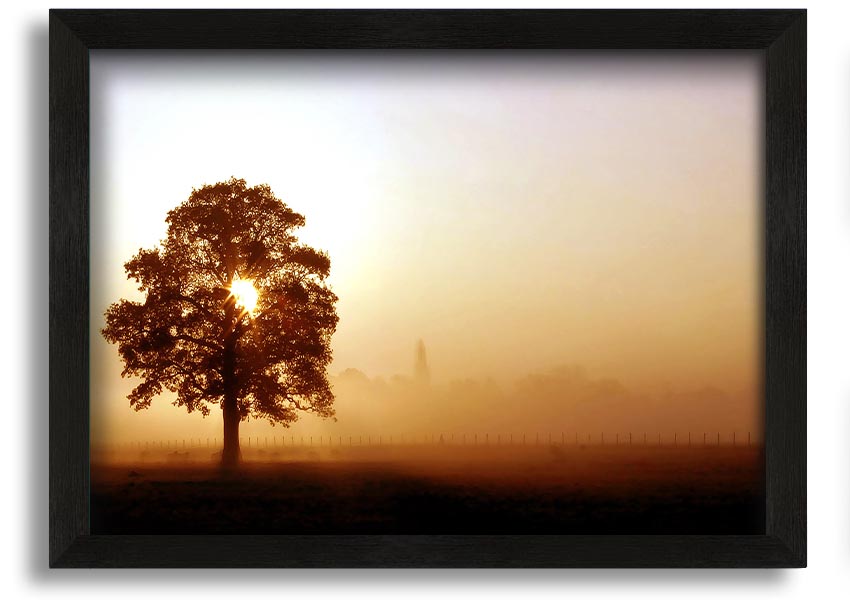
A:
90,51,763,445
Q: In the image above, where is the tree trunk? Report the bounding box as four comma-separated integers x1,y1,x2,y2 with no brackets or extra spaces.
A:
221,395,241,470
221,326,241,470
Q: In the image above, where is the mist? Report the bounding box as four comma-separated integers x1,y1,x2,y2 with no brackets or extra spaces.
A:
89,51,763,450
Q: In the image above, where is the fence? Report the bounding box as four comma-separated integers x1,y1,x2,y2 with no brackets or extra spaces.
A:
98,430,758,453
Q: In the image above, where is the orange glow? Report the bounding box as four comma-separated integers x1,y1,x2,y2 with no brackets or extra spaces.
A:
89,52,764,448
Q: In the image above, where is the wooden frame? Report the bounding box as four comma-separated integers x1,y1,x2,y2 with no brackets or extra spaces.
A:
49,9,806,568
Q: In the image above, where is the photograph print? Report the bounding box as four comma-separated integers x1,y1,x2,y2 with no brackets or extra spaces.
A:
89,51,765,535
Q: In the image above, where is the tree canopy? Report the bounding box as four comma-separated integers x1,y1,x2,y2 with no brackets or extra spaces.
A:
102,178,339,445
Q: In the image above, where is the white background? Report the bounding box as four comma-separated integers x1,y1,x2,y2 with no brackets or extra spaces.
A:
0,0,834,596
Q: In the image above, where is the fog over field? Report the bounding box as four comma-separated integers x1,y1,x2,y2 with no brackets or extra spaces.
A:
92,354,761,451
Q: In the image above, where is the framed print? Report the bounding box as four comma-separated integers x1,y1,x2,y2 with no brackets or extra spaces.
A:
49,9,806,568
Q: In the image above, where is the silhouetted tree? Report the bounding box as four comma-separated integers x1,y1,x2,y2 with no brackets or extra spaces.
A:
102,178,338,469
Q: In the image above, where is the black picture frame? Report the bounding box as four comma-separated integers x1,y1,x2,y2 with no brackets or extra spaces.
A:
49,9,806,568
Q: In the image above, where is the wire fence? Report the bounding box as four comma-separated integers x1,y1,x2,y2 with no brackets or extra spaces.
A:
96,431,759,453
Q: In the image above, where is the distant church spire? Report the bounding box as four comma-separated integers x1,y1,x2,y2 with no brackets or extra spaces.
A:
414,339,430,385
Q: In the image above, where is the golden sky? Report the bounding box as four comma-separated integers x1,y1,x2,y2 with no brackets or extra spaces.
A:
90,51,763,446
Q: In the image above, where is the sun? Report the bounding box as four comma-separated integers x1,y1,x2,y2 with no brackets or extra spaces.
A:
230,276,259,314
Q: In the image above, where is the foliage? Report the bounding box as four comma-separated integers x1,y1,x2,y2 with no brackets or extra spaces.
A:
102,178,339,427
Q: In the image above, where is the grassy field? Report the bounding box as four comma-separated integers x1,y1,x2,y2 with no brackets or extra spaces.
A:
91,444,764,534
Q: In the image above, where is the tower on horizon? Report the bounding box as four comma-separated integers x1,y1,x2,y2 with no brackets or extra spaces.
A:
414,339,430,386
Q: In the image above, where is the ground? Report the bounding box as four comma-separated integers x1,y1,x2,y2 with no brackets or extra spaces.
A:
90,444,764,534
